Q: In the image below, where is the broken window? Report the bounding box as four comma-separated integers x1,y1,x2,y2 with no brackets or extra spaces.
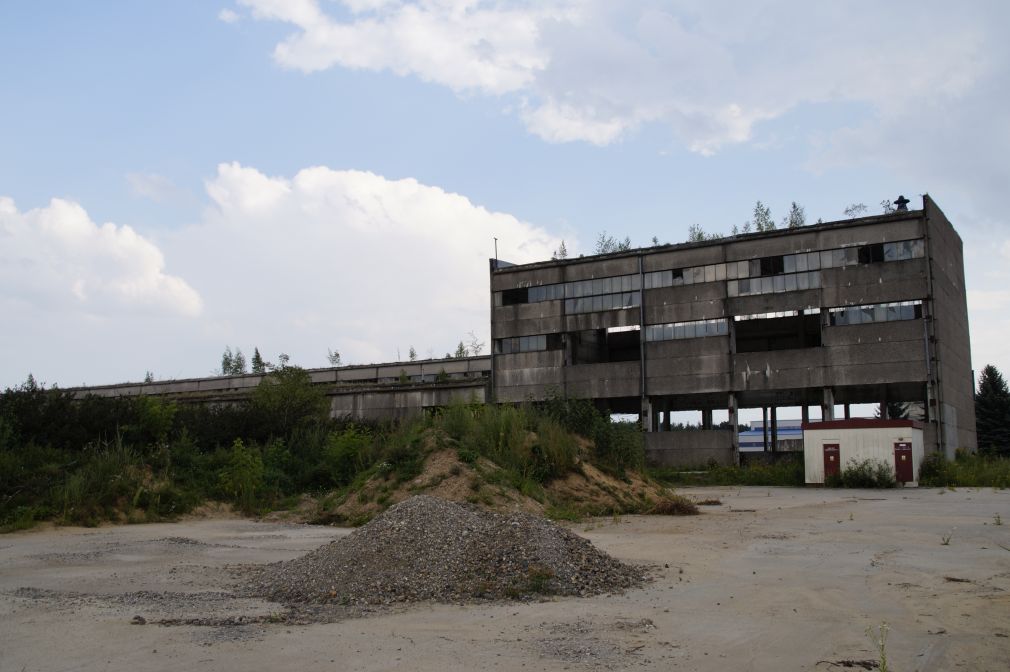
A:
569,327,641,364
735,311,822,353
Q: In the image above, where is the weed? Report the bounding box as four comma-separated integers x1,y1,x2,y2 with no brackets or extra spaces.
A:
524,564,555,594
829,458,896,488
865,621,890,672
920,452,1010,489
650,495,700,516
449,463,462,476
941,529,954,545
994,513,1003,526
545,503,582,522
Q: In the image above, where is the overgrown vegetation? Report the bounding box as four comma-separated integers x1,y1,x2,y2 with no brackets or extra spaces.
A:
0,375,650,531
650,457,804,487
919,451,1010,489
826,458,897,489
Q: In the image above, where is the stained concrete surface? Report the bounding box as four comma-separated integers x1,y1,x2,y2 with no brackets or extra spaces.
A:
1,487,1008,671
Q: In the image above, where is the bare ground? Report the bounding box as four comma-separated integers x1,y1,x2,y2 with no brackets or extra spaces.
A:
2,486,1009,671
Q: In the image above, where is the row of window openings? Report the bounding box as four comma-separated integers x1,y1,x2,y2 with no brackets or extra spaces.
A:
494,300,924,352
727,271,821,297
497,239,925,307
644,239,924,290
827,301,923,325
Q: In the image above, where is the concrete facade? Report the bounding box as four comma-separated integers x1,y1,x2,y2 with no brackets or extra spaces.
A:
491,195,975,466
69,357,491,422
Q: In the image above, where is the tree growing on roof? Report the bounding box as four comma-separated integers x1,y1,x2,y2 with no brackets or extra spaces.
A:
751,201,774,232
594,231,631,254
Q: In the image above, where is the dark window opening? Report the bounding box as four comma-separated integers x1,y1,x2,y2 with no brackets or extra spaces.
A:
735,313,822,353
501,287,529,306
858,243,885,264
569,328,641,364
749,255,785,277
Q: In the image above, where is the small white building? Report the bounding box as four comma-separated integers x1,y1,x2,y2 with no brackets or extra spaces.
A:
801,419,925,485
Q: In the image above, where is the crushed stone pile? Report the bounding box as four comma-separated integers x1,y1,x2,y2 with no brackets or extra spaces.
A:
246,495,646,605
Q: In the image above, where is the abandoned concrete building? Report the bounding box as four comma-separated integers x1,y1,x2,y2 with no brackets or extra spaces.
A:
490,195,975,466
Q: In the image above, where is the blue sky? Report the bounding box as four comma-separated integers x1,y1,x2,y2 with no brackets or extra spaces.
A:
2,0,1008,391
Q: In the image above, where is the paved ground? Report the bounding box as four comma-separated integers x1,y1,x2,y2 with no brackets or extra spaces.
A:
1,486,1008,671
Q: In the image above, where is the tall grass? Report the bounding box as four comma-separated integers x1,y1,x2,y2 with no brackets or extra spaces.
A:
650,458,804,486
920,452,1010,488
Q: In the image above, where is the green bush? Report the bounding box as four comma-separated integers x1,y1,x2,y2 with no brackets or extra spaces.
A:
324,427,374,486
920,452,1010,488
219,439,264,513
827,458,896,488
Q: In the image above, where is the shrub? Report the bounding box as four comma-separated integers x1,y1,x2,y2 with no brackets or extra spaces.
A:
828,458,896,488
324,427,374,486
219,439,264,513
920,451,1010,488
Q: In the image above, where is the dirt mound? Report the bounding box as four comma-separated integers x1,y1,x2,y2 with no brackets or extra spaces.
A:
248,495,646,605
313,444,692,525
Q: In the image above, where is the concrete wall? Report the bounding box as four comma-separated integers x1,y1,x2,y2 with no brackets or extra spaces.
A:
491,205,969,459
68,357,492,422
644,430,736,467
925,196,977,455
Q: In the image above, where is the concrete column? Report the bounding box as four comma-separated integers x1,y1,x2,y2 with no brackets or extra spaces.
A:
644,398,656,432
822,388,835,421
802,405,810,424
879,401,887,419
662,399,671,431
728,393,740,462
702,408,713,430
844,403,851,419
770,406,778,453
762,406,769,452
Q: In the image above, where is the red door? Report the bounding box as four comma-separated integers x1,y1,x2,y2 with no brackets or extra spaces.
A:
823,444,840,480
894,442,913,483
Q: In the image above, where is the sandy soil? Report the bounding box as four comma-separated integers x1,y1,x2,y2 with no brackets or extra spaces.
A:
2,486,1008,671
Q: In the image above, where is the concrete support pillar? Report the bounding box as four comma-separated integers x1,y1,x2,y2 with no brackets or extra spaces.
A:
802,405,810,424
822,388,835,421
844,403,851,419
770,406,778,453
728,393,740,464
645,398,657,432
702,408,713,430
662,399,671,431
879,401,887,419
762,406,769,452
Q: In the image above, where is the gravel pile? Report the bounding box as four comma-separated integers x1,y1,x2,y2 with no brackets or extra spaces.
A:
246,495,646,605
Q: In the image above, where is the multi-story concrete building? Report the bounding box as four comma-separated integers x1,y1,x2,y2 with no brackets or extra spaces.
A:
490,195,975,466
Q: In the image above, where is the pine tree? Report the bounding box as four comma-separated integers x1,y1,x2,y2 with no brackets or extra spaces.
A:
221,347,234,376
251,348,266,374
454,341,468,358
785,202,805,228
408,346,417,361
553,240,568,260
976,364,1010,454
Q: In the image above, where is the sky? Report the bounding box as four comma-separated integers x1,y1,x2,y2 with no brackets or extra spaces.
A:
1,0,1009,391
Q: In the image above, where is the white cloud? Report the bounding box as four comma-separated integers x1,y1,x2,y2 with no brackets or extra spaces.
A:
234,0,1005,155
170,162,562,366
0,197,202,318
218,8,240,23
1,166,565,387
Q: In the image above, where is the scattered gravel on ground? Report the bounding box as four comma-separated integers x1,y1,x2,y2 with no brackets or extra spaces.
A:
245,495,647,605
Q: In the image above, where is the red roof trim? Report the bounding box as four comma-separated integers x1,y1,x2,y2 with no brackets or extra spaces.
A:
801,419,923,431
